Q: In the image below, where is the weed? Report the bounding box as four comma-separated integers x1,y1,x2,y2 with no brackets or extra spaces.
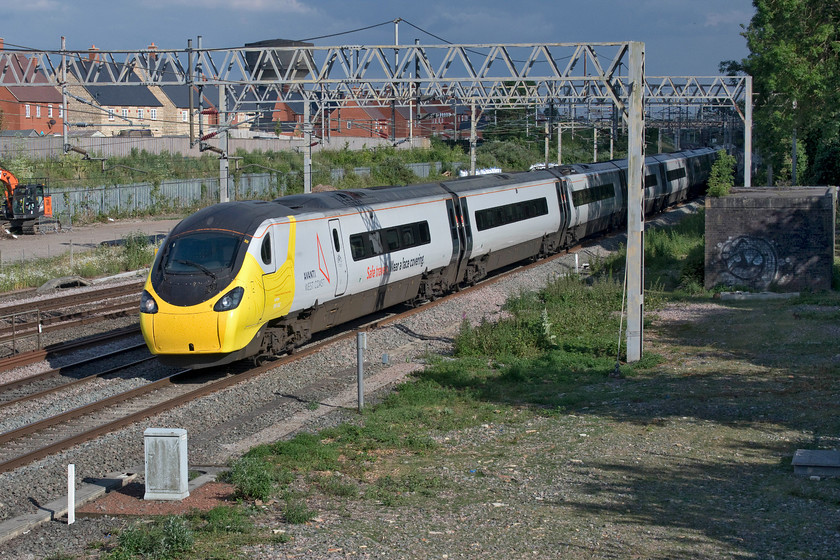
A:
221,457,281,502
106,516,194,560
312,473,359,498
187,505,252,534
282,495,317,524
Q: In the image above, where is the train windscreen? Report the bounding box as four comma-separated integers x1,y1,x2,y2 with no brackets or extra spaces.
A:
161,232,242,275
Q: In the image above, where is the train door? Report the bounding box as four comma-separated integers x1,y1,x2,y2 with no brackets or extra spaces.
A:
445,197,463,268
328,218,348,296
567,174,587,229
458,197,473,255
257,224,278,319
554,180,570,246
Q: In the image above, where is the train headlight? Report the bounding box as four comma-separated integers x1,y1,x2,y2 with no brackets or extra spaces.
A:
214,286,245,312
140,290,158,314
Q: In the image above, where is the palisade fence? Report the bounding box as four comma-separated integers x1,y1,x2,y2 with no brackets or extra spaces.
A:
48,161,463,225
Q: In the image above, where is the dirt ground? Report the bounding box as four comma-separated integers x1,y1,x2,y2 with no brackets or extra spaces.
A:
0,217,182,265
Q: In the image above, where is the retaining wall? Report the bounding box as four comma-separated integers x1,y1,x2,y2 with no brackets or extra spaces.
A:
704,187,837,292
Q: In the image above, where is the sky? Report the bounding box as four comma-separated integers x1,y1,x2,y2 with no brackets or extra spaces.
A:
0,0,755,77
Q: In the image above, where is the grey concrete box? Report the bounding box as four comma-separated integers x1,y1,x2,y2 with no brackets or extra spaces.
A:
144,428,189,500
792,449,840,478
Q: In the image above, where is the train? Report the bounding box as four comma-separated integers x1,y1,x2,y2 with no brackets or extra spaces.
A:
140,147,717,368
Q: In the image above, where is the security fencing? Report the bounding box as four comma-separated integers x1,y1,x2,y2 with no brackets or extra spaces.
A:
48,160,464,225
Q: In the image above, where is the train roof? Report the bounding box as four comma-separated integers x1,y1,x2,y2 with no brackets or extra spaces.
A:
440,170,557,193
272,183,449,212
170,200,286,238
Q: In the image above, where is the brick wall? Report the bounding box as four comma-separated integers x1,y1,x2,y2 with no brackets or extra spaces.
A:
704,187,837,292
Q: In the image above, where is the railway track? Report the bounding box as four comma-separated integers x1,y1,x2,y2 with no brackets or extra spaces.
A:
0,342,152,405
0,326,141,373
0,247,574,475
0,282,142,356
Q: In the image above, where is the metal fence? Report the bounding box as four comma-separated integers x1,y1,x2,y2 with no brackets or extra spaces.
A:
47,161,463,223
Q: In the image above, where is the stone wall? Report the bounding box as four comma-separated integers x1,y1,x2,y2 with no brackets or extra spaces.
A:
704,187,837,292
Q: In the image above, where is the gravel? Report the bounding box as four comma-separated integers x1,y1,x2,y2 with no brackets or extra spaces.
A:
0,205,722,559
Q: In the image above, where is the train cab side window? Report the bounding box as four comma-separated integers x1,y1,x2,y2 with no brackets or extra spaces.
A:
261,234,272,265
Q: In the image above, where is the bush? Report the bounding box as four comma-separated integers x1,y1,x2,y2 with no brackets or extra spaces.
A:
707,150,737,197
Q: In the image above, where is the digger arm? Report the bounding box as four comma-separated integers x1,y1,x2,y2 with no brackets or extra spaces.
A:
0,169,18,219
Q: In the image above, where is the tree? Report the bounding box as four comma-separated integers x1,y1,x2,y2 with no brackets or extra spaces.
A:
734,1,840,185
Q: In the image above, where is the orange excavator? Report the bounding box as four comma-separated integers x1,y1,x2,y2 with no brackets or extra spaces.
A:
0,167,57,234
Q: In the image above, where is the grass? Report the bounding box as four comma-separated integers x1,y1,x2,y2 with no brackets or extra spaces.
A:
0,230,158,292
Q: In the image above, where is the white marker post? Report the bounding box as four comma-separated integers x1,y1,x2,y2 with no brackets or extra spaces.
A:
67,464,75,525
357,332,366,411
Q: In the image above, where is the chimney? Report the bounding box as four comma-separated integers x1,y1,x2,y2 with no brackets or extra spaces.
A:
88,45,99,62
148,42,157,64
0,38,4,51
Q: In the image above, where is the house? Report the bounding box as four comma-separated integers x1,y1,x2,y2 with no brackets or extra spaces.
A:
327,101,393,139
64,47,164,136
0,38,64,135
325,100,486,142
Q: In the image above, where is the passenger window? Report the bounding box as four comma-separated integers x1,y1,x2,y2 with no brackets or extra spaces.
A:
369,231,383,255
350,236,365,260
401,225,414,246
385,228,400,251
261,233,272,265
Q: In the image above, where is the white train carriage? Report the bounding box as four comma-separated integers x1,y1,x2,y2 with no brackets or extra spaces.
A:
440,171,569,283
554,161,625,243
651,152,692,206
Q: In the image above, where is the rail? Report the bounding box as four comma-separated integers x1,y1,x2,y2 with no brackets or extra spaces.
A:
0,310,41,357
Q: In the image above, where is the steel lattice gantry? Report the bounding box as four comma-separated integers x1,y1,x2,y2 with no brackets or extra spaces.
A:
0,40,753,362
1,41,752,182
1,41,750,123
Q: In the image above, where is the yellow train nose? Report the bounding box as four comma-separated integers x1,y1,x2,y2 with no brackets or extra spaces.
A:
147,310,222,353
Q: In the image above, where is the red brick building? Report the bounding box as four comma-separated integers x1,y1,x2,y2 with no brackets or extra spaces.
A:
0,38,64,135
